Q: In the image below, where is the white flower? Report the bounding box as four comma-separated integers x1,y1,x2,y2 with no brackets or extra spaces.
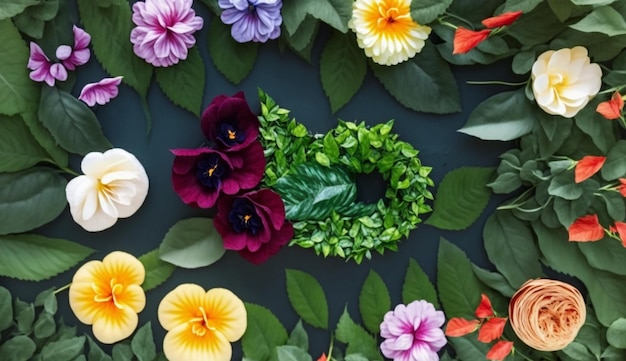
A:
531,46,602,118
66,148,149,232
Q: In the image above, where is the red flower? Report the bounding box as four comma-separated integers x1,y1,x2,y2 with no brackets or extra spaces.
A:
568,214,604,242
201,92,260,152
477,317,507,343
619,178,626,197
596,91,624,120
486,340,514,361
481,11,523,28
574,156,606,183
612,221,626,247
444,318,480,337
475,293,494,318
453,28,491,54
317,353,327,361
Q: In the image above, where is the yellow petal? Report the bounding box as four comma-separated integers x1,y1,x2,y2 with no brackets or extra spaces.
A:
202,288,247,342
118,284,146,313
158,284,209,331
69,281,100,325
91,303,139,344
102,251,145,286
163,323,232,361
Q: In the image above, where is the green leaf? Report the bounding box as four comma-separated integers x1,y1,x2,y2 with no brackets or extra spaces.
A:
548,171,583,200
578,240,626,276
155,47,205,116
138,249,175,291
281,0,351,34
0,20,40,116
371,43,461,114
76,0,152,96
359,270,390,334
602,345,626,360
276,345,313,361
0,234,94,281
21,111,68,168
402,258,439,307
437,237,481,318
447,335,489,361
38,86,112,155
323,132,340,162
87,336,113,361
14,299,34,333
272,162,358,221
158,218,225,269
40,336,85,360
285,269,328,329
425,167,494,230
602,141,626,180
0,335,36,361
13,0,59,39
575,98,617,154
0,168,67,235
286,320,309,351
607,318,626,349
0,286,12,332
34,288,57,313
570,6,626,36
471,264,516,298
207,19,257,85
112,343,133,361
320,31,366,113
241,303,288,361
0,114,49,172
334,308,381,361
131,322,156,361
0,0,39,19
459,90,536,141
34,312,56,339
410,0,453,24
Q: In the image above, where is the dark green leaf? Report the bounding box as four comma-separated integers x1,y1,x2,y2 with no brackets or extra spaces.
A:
0,114,49,172
111,343,133,361
34,311,56,339
286,320,309,351
322,133,340,162
602,345,626,360
241,303,288,361
276,345,312,361
0,0,39,19
87,336,113,361
335,308,381,361
578,240,626,276
402,258,439,307
503,0,543,12
38,0,74,58
607,318,626,349
281,0,351,34
155,47,205,116
600,191,626,222
0,335,36,361
488,172,522,194
410,0,453,24
207,19,257,85
34,288,57,314
575,98,617,154
131,322,156,361
138,249,175,291
471,264,516,298
285,269,328,329
14,299,34,333
570,6,626,36
507,2,566,46
425,167,494,230
359,270,390,334
0,286,12,332
282,16,318,53
548,171,583,200
159,218,225,269
447,335,489,361
560,342,596,360
0,234,94,281
21,111,68,168
13,0,59,38
602,141,626,180
41,336,85,360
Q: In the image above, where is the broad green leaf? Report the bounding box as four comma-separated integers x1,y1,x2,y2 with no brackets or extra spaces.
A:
21,111,68,168
575,98,617,154
0,115,49,172
12,0,59,38
607,318,626,349
207,19,257,85
579,240,626,276
503,0,543,12
571,0,618,4
320,31,366,113
276,345,312,361
448,0,501,22
87,336,113,361
507,2,566,46
561,342,596,361
447,335,489,361
38,0,73,57
286,320,309,351
0,168,67,235
459,90,536,141
0,234,94,281
112,343,133,361
159,218,225,269
425,167,494,230
0,20,40,116
335,308,381,360
38,86,112,155
241,303,288,361
285,269,328,329
40,336,85,360
471,264,516,298
602,141,626,180
33,312,56,339
138,249,175,291
155,47,205,116
283,15,318,55
570,6,626,37
402,258,439,307
77,0,152,96
359,270,390,334
0,0,39,19
548,171,584,200
281,0,351,34
0,335,36,361
14,299,34,333
371,43,461,114
0,286,12,331
600,191,626,221
437,237,481,319
34,288,57,314
131,322,156,361
196,0,220,14
410,0,453,24
602,345,626,360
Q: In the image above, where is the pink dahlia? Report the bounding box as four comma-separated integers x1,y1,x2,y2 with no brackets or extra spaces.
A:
27,42,67,87
201,92,260,152
56,25,91,70
130,0,204,67
380,300,447,361
78,76,123,107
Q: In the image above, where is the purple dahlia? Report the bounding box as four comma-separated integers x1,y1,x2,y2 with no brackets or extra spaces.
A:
218,0,282,43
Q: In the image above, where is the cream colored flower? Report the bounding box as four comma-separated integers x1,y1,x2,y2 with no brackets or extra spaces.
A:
66,148,149,232
531,46,602,118
158,284,247,361
349,0,431,66
69,251,146,344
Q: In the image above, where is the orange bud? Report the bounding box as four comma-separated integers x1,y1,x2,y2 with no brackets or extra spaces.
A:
568,214,604,242
444,317,480,337
477,317,507,343
482,11,523,28
486,340,514,361
317,353,327,361
475,293,494,318
596,91,624,120
453,28,491,54
574,155,606,183
613,221,626,247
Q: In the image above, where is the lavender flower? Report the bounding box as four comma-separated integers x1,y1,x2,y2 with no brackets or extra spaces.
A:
380,300,447,361
56,26,91,70
27,43,67,87
78,76,123,107
218,0,282,43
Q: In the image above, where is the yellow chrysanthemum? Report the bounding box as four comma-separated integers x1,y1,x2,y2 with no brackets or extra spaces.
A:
69,251,146,344
349,0,431,66
158,284,247,361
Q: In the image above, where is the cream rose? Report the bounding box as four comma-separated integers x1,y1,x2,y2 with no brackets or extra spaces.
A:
66,148,149,232
531,46,602,118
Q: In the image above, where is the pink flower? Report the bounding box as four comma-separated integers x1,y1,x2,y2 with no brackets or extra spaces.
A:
56,25,91,70
78,76,124,107
27,42,67,87
130,0,204,67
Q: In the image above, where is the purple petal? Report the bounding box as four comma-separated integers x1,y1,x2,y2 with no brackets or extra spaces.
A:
56,45,72,61
49,63,67,82
72,25,91,49
78,76,123,107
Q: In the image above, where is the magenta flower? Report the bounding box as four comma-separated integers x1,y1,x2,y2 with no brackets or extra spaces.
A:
78,76,123,107
214,189,293,264
171,142,265,208
56,25,91,70
27,43,67,87
201,92,260,152
130,0,204,67
218,0,282,43
380,300,447,361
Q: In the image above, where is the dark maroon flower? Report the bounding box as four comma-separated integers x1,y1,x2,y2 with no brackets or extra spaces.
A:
201,92,260,151
214,189,294,264
171,141,265,208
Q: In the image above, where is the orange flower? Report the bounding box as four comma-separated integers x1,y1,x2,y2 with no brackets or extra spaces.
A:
597,91,624,120
568,214,604,242
477,317,507,343
574,155,606,183
475,293,494,318
481,11,523,28
453,28,491,54
611,221,626,247
444,317,480,337
317,353,327,361
509,279,586,351
619,178,626,197
486,340,514,361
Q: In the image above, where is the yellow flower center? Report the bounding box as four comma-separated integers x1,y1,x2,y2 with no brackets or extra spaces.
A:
227,129,237,140
206,164,218,177
189,306,216,337
92,278,126,309
549,73,569,93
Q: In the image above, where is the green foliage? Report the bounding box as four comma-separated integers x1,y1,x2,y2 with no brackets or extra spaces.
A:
358,270,390,334
207,19,258,85
286,320,309,351
570,6,626,37
410,0,452,25
155,47,205,116
607,318,626,349
276,346,313,361
138,249,175,291
20,111,68,168
0,115,50,172
281,0,351,35
130,322,157,361
13,0,59,39
402,258,439,307
0,0,39,19
158,218,225,269
285,269,329,329
335,308,381,361
242,303,289,361
602,140,626,180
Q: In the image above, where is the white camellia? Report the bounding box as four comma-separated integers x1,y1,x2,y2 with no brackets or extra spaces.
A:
66,148,149,232
531,46,602,118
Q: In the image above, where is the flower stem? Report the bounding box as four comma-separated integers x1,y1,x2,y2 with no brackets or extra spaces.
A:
44,159,79,176
140,95,153,136
53,283,71,295
326,335,335,361
442,11,474,29
466,80,528,86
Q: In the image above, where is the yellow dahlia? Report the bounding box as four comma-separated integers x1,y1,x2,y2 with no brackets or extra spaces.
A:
349,0,431,66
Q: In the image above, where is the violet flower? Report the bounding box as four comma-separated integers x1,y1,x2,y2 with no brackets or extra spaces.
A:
171,142,265,208
56,25,91,70
201,92,260,152
218,0,282,43
214,188,293,264
78,76,124,107
380,300,447,361
27,42,67,87
130,0,204,67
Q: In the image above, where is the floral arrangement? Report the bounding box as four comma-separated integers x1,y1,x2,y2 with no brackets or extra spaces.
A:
3,0,626,361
